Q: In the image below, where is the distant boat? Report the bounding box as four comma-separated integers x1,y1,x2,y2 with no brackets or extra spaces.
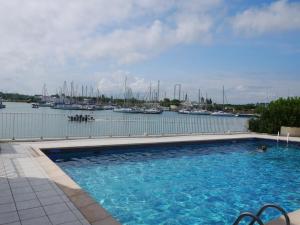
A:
68,114,95,122
103,105,115,110
211,111,236,117
178,109,190,114
0,99,5,109
39,102,52,107
113,107,143,114
143,108,163,114
160,106,170,111
236,113,258,118
53,104,82,110
189,110,211,115
32,103,39,108
211,86,236,117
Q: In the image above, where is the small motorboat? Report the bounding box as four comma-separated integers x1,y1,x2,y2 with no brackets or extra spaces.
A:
68,114,95,122
32,103,39,108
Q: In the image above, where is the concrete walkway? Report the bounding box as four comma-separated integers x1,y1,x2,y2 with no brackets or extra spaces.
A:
0,143,91,225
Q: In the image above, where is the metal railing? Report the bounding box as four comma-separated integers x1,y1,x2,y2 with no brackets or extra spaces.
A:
0,112,249,140
233,204,290,225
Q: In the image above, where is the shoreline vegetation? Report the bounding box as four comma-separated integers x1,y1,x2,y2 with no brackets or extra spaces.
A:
249,97,300,134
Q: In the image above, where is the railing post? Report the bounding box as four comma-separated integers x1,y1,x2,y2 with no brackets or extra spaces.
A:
12,113,15,140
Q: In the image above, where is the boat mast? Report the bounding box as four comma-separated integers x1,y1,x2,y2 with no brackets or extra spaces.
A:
157,80,160,103
149,82,152,102
205,92,207,110
124,76,127,106
222,85,225,111
198,89,201,108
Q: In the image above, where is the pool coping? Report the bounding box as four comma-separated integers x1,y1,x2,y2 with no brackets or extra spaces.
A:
21,133,300,225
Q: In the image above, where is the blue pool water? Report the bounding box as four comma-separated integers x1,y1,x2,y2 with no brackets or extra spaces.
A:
46,139,300,225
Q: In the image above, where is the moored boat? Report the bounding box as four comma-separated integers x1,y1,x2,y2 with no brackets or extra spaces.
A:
211,111,236,117
113,107,143,114
189,110,211,115
178,109,190,114
143,108,163,114
39,102,52,107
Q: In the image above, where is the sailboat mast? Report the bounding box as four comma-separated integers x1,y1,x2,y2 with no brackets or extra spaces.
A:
222,85,225,110
149,82,152,102
157,80,160,102
124,76,127,105
198,89,201,106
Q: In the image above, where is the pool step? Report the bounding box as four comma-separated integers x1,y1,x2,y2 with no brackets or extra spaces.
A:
233,204,290,225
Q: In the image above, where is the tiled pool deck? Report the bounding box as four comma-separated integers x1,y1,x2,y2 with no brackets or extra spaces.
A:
1,133,300,225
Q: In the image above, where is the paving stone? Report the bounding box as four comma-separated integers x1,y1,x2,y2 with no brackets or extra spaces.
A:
0,194,14,204
0,211,19,224
43,202,70,215
12,192,36,202
48,210,78,225
11,186,33,195
21,216,52,225
39,195,64,206
36,189,59,198
15,198,41,210
18,206,46,220
0,202,16,214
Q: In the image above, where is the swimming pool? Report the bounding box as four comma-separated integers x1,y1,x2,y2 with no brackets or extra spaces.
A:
45,139,300,225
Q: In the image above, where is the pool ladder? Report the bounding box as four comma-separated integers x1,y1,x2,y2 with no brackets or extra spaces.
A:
233,204,290,225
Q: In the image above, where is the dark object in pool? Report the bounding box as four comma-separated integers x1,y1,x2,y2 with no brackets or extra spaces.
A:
258,145,267,152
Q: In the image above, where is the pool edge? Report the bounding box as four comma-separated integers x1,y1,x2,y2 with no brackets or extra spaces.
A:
26,133,300,225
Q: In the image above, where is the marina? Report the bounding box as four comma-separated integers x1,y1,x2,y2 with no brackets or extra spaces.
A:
0,102,249,140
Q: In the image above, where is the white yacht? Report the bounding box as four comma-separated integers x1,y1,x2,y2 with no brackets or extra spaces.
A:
178,109,191,114
143,108,163,114
189,110,211,115
113,107,142,114
211,111,236,117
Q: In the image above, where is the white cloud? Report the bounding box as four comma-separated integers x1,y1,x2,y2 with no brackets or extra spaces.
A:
0,0,220,69
0,0,299,104
232,0,300,36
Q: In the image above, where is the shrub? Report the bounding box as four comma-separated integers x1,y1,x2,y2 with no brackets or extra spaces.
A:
249,97,300,134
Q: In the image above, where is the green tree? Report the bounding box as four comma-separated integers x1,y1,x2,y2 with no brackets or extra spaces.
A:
249,97,300,134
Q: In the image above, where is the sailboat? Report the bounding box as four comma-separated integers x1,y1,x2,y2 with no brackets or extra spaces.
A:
142,81,163,114
113,77,143,114
211,86,236,117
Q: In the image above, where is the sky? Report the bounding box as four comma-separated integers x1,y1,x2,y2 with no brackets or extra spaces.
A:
0,0,300,104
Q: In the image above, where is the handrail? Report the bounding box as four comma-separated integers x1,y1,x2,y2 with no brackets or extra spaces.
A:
249,204,290,225
233,212,265,225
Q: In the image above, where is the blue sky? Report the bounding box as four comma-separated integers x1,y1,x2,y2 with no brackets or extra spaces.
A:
0,0,299,103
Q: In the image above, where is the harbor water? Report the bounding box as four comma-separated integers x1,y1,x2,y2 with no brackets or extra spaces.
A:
0,102,249,140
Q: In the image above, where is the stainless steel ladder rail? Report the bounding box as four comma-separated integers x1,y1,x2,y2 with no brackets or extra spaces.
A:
233,212,265,225
249,204,290,225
